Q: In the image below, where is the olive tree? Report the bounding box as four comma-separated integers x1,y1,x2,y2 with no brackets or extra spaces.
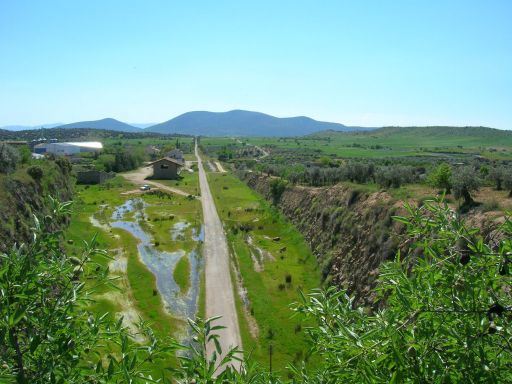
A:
451,166,480,206
502,170,512,197
489,166,506,191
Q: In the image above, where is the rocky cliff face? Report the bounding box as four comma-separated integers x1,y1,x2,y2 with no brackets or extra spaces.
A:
0,160,74,252
241,172,504,306
242,172,406,305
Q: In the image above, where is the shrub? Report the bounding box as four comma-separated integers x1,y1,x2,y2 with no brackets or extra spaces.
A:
270,178,287,204
55,156,72,174
0,143,20,174
293,199,512,382
428,162,452,194
27,165,43,181
482,199,500,212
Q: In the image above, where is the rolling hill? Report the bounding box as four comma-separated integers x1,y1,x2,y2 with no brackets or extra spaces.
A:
56,118,141,132
0,128,176,141
310,125,512,144
146,110,366,136
301,125,512,159
0,123,63,131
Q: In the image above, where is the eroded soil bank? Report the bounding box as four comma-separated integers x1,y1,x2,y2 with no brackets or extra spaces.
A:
240,172,502,305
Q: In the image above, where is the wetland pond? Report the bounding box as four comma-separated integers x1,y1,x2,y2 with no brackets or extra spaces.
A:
110,198,203,322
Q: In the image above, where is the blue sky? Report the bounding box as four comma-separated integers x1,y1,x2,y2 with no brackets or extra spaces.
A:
1,1,511,128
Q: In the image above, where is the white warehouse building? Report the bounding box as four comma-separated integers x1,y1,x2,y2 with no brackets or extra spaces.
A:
34,142,103,156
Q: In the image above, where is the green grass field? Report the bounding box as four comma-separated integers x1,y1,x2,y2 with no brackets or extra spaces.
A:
257,128,512,159
64,171,202,372
156,169,200,196
201,126,512,160
207,171,322,372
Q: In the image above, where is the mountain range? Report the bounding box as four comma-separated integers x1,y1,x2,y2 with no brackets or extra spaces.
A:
0,110,368,136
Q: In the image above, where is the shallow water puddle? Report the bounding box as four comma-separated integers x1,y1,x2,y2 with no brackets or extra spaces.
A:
110,198,202,321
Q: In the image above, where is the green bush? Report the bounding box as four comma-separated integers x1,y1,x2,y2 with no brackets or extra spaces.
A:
270,178,287,204
0,143,20,174
27,165,43,181
293,199,512,382
428,162,452,194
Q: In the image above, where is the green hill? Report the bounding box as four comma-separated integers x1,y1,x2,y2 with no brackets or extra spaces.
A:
278,126,512,159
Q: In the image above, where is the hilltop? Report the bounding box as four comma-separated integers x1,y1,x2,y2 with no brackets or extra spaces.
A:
146,110,364,136
56,118,141,132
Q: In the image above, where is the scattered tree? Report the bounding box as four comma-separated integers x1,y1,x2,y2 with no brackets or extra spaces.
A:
489,166,505,191
503,171,512,197
428,162,452,194
451,166,480,206
269,178,287,204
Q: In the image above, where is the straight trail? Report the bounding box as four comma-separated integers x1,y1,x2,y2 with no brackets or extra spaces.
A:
195,140,242,369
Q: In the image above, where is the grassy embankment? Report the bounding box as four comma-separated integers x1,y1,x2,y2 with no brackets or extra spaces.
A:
65,172,202,370
206,170,322,372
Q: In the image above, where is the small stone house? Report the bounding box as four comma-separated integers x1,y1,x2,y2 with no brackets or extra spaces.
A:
148,157,183,179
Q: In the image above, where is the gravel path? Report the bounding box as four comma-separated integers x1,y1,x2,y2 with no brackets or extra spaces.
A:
122,166,191,197
196,142,242,370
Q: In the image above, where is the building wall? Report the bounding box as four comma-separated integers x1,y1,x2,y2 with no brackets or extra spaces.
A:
34,143,80,155
33,143,101,156
152,161,180,179
76,170,115,184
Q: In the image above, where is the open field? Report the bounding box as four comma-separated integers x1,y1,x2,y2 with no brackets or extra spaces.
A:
156,169,200,196
256,127,512,159
206,170,322,372
64,172,202,372
201,126,512,160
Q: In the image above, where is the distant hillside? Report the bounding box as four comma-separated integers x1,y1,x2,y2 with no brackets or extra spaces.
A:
0,123,63,131
146,110,364,136
371,126,511,139
307,126,512,152
311,126,511,139
0,127,183,141
57,118,141,132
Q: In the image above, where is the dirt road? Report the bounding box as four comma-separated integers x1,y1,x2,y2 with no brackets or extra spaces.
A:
196,142,242,368
122,167,191,197
215,161,227,173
